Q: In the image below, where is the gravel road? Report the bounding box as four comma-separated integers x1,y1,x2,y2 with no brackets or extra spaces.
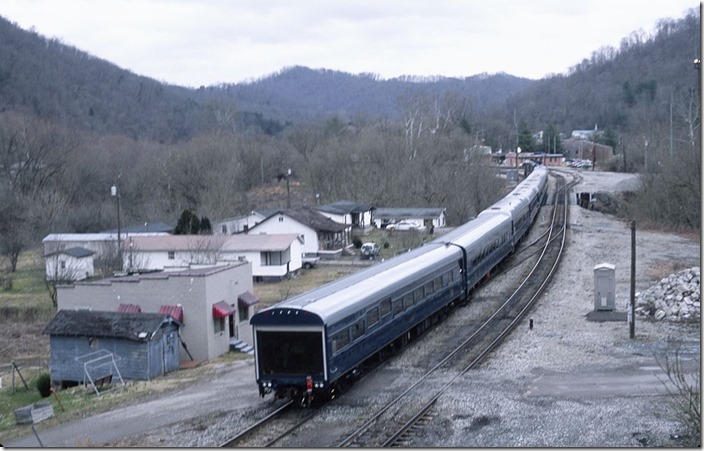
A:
5,168,700,448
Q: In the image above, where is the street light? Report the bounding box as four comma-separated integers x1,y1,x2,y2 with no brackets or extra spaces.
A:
111,185,121,254
286,168,292,209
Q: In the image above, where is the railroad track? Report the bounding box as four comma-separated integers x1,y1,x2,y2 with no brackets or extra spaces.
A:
220,171,575,448
335,171,573,448
218,400,314,448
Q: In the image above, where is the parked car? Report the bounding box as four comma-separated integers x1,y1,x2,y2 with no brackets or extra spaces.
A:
360,242,380,260
302,255,321,269
386,221,424,231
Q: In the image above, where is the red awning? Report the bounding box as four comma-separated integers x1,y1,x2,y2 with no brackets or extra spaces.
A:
238,291,259,308
212,301,235,319
159,305,184,323
116,303,141,313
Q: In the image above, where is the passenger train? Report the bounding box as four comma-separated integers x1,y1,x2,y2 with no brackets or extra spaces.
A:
250,165,549,405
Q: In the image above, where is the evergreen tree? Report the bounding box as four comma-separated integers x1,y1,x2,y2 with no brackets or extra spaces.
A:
199,216,212,235
517,122,536,152
175,209,199,235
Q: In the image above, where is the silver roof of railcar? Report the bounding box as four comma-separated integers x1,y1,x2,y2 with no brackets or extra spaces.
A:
257,213,510,325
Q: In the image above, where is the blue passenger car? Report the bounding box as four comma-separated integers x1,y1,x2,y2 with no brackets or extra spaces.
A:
250,165,549,405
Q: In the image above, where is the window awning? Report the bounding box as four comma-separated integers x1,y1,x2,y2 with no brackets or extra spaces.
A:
117,303,141,313
238,291,259,308
159,305,184,323
212,300,235,319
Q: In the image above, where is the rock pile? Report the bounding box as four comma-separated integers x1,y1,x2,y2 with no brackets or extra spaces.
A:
635,267,700,322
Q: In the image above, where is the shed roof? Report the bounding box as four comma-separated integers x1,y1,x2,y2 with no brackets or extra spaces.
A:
45,247,96,258
101,221,173,234
43,310,179,341
315,200,374,215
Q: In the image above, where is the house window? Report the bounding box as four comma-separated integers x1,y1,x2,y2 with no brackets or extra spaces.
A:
214,317,226,333
238,305,249,322
60,261,66,270
168,251,175,260
278,216,284,222
261,251,286,266
221,224,227,234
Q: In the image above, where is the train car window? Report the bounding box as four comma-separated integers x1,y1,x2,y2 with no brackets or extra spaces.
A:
331,329,350,354
366,307,379,328
392,298,403,316
414,287,423,302
434,277,442,292
403,293,414,308
380,298,392,318
351,320,365,341
425,281,434,296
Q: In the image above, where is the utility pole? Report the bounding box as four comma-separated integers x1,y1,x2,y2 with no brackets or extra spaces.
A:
629,220,636,339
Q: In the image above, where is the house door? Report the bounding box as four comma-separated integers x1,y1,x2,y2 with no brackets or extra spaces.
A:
163,331,180,373
228,314,237,340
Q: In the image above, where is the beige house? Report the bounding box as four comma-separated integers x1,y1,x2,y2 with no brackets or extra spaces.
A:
57,262,256,361
122,234,303,281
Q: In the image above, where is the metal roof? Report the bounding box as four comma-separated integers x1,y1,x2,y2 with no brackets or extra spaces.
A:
43,310,179,340
126,234,299,252
44,247,96,258
315,200,374,215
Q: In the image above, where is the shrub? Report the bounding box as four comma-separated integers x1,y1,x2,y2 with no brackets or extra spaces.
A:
36,373,52,398
352,236,362,249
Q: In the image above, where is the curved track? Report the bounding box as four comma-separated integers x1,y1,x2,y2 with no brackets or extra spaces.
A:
220,170,577,448
336,171,573,448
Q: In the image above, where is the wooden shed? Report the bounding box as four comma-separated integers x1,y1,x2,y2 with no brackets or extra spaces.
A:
43,310,181,386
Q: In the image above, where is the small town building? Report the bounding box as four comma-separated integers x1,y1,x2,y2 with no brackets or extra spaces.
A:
315,200,374,229
43,310,181,386
122,234,302,281
372,208,447,231
247,207,351,259
44,247,96,281
57,262,256,361
212,212,267,235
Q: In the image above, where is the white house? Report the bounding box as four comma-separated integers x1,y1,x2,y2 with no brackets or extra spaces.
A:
372,208,447,230
246,207,351,259
123,234,303,281
44,247,96,281
315,200,374,229
212,211,267,235
43,234,119,260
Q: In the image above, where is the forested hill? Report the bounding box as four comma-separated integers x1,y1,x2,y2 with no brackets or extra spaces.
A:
492,8,701,137
0,15,532,142
0,8,698,145
207,66,533,122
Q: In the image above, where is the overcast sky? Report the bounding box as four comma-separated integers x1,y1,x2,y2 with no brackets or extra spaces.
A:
0,0,697,88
